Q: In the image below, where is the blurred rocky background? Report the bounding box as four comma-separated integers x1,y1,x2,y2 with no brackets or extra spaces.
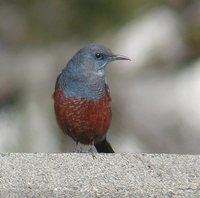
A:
0,0,200,153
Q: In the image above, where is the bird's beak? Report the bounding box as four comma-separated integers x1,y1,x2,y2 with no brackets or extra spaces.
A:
110,54,131,61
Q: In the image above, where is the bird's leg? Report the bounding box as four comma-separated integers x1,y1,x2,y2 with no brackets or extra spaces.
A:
73,141,82,153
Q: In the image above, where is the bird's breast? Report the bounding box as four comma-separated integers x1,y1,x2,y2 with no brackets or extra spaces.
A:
53,85,112,145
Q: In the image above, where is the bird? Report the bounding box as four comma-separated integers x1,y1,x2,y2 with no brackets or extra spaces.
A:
53,44,130,153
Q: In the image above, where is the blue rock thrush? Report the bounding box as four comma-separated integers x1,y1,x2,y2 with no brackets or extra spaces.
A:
53,44,130,153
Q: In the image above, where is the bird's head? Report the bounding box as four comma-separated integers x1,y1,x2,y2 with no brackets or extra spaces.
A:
68,44,130,78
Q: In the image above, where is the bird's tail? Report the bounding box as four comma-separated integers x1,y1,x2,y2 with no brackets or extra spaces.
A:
95,138,114,153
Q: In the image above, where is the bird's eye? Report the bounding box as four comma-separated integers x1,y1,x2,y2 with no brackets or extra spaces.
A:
95,53,103,59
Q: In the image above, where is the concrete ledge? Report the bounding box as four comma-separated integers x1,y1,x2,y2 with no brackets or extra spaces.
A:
0,153,200,197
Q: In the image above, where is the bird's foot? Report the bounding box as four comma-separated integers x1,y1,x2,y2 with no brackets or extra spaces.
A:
88,145,96,159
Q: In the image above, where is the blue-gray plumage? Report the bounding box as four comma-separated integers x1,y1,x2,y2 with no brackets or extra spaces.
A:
58,44,130,100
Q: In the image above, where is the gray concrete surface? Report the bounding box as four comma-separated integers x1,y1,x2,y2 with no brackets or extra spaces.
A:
0,153,199,197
